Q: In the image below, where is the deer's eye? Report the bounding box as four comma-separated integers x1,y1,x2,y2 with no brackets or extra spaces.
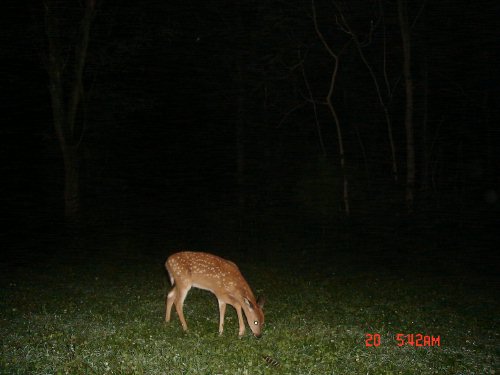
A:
254,321,259,325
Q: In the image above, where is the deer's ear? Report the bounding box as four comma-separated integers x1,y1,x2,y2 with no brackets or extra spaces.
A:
243,297,254,309
257,296,265,309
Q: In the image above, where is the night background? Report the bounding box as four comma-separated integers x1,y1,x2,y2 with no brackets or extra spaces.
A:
1,0,499,373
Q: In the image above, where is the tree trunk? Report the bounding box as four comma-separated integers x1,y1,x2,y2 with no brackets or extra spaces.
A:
398,0,415,213
235,64,246,214
420,51,430,193
312,0,350,215
351,31,398,183
44,0,94,224
62,145,80,223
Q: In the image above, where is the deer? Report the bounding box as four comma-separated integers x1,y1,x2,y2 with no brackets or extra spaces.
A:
165,251,265,338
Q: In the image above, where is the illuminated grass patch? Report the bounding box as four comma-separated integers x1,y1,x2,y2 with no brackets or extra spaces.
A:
1,251,497,374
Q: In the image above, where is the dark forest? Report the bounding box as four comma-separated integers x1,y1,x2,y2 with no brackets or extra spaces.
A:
1,0,498,373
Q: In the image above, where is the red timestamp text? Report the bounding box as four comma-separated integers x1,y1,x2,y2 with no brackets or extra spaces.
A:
365,333,441,347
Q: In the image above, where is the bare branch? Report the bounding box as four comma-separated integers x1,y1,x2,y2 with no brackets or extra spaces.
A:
312,0,338,59
411,0,427,29
276,101,307,128
299,49,326,157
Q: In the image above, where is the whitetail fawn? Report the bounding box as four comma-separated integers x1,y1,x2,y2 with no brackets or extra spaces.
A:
165,251,265,338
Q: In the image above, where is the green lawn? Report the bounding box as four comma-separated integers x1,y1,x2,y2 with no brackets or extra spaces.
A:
1,241,497,374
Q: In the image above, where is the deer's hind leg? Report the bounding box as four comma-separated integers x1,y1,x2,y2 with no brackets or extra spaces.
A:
173,283,191,331
165,286,177,323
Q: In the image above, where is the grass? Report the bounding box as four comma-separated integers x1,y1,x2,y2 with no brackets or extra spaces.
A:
1,236,498,374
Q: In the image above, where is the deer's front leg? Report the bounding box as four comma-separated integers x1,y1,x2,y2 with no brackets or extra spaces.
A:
235,305,246,337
